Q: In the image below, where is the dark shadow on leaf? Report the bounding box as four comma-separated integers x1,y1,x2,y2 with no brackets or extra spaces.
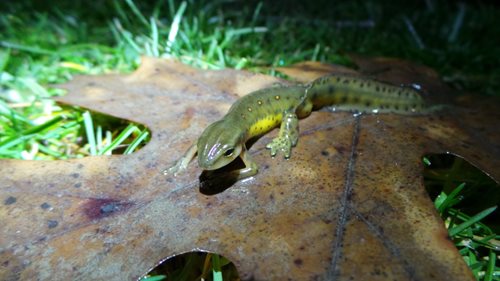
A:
199,157,246,195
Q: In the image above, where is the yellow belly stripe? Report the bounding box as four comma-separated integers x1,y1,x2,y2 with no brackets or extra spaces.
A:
248,114,282,137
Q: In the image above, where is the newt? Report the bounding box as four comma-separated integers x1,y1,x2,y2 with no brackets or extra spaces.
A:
164,74,426,180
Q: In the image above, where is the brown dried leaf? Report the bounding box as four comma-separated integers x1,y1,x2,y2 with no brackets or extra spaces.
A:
276,61,357,83
2,56,499,281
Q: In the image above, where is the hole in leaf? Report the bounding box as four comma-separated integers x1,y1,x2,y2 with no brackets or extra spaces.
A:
0,106,150,160
141,251,239,281
423,153,499,280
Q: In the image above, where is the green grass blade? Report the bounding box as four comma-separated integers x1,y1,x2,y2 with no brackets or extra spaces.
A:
449,206,497,237
140,275,166,281
0,100,31,125
437,182,466,213
112,18,142,53
448,3,466,43
150,17,159,57
0,41,56,55
96,125,103,153
123,129,148,154
82,111,96,155
98,124,139,155
422,156,432,166
125,0,149,27
37,144,64,158
19,77,51,97
250,2,263,26
0,133,36,152
212,254,223,281
113,0,131,25
105,130,112,155
167,0,175,18
0,48,10,73
166,1,187,54
0,115,64,147
234,57,248,70
484,249,496,281
434,191,447,210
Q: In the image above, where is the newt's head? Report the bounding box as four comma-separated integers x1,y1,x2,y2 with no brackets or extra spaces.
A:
197,120,244,170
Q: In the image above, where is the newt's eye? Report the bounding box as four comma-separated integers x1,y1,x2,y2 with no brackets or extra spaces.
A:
224,148,234,157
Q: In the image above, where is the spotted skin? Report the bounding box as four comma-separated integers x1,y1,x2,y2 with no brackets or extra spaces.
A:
164,74,427,180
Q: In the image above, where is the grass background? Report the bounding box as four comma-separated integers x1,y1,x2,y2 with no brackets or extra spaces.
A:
2,0,500,160
1,0,499,280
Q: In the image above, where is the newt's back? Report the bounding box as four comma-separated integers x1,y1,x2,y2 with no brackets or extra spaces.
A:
225,86,308,140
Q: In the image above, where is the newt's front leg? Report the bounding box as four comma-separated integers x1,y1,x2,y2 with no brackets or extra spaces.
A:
265,111,299,158
234,147,259,179
163,144,197,176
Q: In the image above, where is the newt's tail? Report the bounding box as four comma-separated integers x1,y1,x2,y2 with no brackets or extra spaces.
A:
306,74,427,114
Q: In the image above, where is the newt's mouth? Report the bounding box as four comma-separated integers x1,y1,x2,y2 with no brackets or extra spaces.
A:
198,157,232,171
198,146,242,171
